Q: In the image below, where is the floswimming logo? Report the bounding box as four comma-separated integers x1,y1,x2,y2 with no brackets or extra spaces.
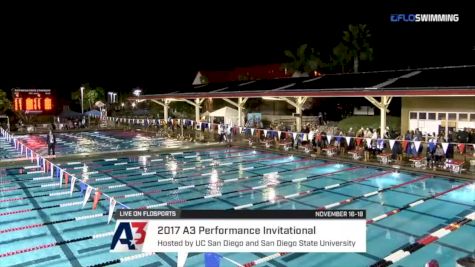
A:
111,222,148,251
390,14,459,23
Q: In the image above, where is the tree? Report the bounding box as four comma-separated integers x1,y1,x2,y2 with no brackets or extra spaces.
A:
283,44,321,76
0,89,11,113
71,84,106,111
341,24,373,73
331,42,352,73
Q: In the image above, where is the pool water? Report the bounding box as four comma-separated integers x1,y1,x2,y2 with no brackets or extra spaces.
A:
15,131,182,155
0,137,23,159
1,148,474,267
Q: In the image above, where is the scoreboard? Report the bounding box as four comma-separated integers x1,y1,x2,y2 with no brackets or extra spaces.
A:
12,89,54,113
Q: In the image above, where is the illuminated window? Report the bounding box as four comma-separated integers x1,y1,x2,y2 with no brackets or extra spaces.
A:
26,98,34,110
44,98,52,110
35,98,42,110
14,98,22,111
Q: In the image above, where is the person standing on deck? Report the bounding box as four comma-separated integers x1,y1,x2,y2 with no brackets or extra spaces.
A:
46,129,57,156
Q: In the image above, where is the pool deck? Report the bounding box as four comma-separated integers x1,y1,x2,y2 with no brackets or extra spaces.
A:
238,142,475,181
2,134,473,181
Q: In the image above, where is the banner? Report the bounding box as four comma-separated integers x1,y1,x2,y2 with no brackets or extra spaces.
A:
50,162,54,178
345,137,351,146
365,138,372,147
59,169,64,188
70,176,77,196
414,141,421,152
108,197,117,224
389,140,395,150
457,144,465,154
82,185,94,208
442,142,449,153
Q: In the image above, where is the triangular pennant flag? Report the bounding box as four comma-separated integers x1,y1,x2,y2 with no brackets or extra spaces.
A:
108,197,117,224
64,173,69,185
70,176,77,196
327,135,332,143
59,169,64,188
303,133,308,141
377,139,384,149
251,128,255,135
389,140,396,150
345,136,351,146
93,190,102,210
239,127,243,133
43,158,46,172
402,140,408,151
414,141,421,152
82,185,93,208
50,162,54,178
442,142,449,154
277,131,281,138
36,155,40,166
264,130,267,137
292,132,297,140
366,138,372,147
473,144,475,151
457,144,465,154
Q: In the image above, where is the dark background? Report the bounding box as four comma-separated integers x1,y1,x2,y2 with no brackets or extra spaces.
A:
1,2,473,98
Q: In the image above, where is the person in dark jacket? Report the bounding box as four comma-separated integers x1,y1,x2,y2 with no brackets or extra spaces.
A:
46,129,57,155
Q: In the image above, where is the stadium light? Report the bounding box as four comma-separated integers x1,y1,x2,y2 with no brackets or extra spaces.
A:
133,88,142,97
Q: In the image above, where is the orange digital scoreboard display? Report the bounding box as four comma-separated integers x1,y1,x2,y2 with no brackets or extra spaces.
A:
12,89,54,113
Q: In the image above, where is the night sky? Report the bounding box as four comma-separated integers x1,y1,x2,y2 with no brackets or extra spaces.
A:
1,2,473,98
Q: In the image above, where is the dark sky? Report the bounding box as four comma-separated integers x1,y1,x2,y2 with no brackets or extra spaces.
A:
1,2,473,97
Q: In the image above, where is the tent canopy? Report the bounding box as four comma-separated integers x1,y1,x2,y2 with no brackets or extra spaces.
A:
209,106,239,125
85,110,101,117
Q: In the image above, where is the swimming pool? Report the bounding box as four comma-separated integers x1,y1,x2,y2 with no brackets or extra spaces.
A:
15,131,183,155
0,137,23,159
0,148,474,267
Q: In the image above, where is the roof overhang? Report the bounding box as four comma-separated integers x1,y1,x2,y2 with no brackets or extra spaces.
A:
128,87,475,101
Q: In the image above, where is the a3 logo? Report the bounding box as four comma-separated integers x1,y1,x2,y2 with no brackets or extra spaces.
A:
111,222,148,251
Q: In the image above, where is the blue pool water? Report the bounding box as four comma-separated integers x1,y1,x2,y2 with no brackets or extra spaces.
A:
15,131,183,155
0,147,474,267
0,137,22,159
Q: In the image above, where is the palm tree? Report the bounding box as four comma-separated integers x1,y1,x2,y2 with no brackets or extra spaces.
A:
0,89,11,113
283,44,321,76
331,42,352,73
341,24,373,73
71,84,106,111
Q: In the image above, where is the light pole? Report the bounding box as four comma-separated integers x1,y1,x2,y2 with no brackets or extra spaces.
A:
80,86,85,114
